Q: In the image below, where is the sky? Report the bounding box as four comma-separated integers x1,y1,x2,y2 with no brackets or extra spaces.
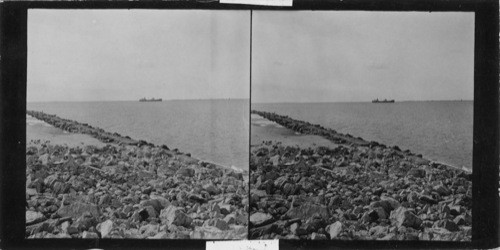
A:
252,11,475,103
28,10,250,102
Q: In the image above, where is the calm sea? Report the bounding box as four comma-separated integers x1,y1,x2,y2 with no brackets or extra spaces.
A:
253,101,473,170
28,100,249,170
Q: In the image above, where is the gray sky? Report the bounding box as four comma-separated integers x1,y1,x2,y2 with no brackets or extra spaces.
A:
252,11,474,103
28,10,250,102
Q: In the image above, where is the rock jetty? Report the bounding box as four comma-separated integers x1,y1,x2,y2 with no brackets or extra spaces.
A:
26,110,248,239
249,110,472,241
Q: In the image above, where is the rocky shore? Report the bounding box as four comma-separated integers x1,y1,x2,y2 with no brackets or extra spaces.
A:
249,110,472,241
26,110,248,239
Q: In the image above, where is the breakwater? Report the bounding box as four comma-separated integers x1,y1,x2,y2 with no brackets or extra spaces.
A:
27,110,159,147
249,110,472,241
26,110,248,239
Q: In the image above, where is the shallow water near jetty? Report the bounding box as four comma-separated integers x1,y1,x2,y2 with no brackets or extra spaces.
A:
28,100,249,170
253,101,473,170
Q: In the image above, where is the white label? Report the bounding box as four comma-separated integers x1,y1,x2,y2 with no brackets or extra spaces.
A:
220,0,292,6
206,240,279,250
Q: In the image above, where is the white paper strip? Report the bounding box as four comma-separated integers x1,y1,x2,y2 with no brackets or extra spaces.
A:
220,0,292,6
206,240,279,250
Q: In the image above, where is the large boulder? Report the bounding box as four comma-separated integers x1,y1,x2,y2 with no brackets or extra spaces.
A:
286,203,329,220
202,183,220,195
274,176,288,189
406,168,426,178
369,225,388,238
160,206,193,228
142,205,158,218
327,221,343,239
439,219,460,232
141,199,165,213
97,219,114,238
269,155,280,166
175,167,195,177
311,232,328,240
82,231,99,239
250,212,274,227
56,202,101,219
419,195,438,204
283,183,298,196
433,184,451,196
203,218,229,230
26,211,46,225
379,196,401,211
74,212,98,231
249,223,277,239
389,207,422,229
149,195,171,208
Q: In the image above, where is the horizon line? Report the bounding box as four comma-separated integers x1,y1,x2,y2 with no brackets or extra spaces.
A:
27,98,250,103
252,99,474,104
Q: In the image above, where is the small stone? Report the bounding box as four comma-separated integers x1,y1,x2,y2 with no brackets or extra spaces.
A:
74,213,97,231
176,167,195,177
140,224,159,237
290,222,299,235
99,194,112,205
97,219,113,238
389,207,422,229
160,206,193,228
433,184,451,196
219,204,231,215
82,231,99,239
456,186,466,194
442,220,459,232
142,186,153,195
373,207,387,220
26,211,46,225
369,225,388,238
379,233,397,240
203,218,229,230
270,155,280,166
286,203,329,221
26,188,38,197
419,195,438,204
407,192,419,203
143,205,158,218
59,221,70,233
67,225,79,235
141,199,164,213
327,221,343,239
407,168,426,178
56,202,100,219
311,232,327,240
188,194,206,203
448,205,461,216
250,212,274,227
38,154,49,165
223,214,236,224
203,183,220,195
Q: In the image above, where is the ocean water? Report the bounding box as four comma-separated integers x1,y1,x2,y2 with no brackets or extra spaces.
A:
253,101,473,170
28,100,249,170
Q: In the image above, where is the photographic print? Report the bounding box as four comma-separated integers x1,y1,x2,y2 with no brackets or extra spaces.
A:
249,11,474,241
25,9,249,239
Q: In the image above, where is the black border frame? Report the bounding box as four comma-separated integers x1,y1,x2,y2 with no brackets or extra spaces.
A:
1,0,498,249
